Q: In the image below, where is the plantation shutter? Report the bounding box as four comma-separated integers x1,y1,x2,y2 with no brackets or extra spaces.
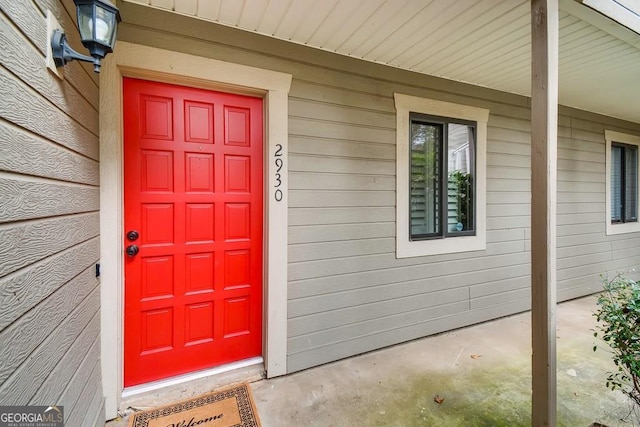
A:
625,145,638,222
410,121,441,237
611,145,623,223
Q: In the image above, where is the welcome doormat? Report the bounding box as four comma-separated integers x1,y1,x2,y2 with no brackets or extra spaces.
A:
128,384,261,427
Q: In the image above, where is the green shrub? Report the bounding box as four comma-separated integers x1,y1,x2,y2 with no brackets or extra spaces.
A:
593,273,640,407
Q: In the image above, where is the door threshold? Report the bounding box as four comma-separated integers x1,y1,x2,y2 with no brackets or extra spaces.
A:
120,357,264,413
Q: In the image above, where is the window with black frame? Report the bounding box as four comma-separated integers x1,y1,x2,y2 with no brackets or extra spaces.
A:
409,113,476,240
611,142,638,224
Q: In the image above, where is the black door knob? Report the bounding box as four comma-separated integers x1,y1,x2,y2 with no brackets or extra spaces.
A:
126,245,139,257
127,230,139,241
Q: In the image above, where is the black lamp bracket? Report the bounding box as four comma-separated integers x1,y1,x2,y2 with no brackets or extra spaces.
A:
51,29,102,73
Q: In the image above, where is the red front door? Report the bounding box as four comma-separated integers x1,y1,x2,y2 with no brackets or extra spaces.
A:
123,78,263,387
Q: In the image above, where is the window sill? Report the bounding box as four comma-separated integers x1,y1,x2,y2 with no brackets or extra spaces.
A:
397,234,486,258
606,221,640,236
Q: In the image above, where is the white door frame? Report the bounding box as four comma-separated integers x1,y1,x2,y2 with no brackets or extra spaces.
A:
99,42,291,419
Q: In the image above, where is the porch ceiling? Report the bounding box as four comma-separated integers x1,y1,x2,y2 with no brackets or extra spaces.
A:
122,0,640,124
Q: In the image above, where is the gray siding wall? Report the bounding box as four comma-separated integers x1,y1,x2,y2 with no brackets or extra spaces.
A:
0,0,104,424
119,3,640,375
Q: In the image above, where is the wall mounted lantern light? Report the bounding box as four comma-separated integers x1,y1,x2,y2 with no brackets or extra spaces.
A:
51,0,121,73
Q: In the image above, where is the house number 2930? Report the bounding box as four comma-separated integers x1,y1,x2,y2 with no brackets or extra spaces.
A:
274,144,284,202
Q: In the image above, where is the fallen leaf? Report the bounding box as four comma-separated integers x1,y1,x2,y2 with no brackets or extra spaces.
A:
470,354,482,359
434,395,445,405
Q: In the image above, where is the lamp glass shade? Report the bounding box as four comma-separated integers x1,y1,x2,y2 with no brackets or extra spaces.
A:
75,0,120,53
95,5,117,45
77,4,94,41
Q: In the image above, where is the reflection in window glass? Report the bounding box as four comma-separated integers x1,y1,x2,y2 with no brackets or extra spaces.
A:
447,124,474,234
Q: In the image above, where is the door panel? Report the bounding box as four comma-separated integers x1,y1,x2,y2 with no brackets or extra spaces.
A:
123,78,263,387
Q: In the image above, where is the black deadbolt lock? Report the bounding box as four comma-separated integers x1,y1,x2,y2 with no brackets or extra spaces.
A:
127,230,139,241
126,245,139,257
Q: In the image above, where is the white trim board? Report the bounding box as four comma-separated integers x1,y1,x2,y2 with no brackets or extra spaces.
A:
604,129,640,236
581,0,640,36
99,42,292,420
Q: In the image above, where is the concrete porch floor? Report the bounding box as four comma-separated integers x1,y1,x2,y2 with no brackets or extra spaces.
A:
108,295,633,426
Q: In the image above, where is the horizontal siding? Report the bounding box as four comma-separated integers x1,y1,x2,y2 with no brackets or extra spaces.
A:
0,213,99,277
288,300,470,355
0,122,99,185
0,0,103,423
283,67,640,370
287,299,531,372
65,354,102,427
288,255,530,302
118,1,640,376
290,136,395,160
289,222,395,245
0,238,99,330
289,172,395,191
0,67,99,160
288,241,526,282
0,288,99,404
470,275,531,299
29,319,100,406
0,265,97,383
289,189,395,208
289,155,394,176
289,207,394,226
288,287,469,338
1,12,98,134
0,179,99,223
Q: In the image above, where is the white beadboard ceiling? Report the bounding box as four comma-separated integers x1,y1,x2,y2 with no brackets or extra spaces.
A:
122,0,640,124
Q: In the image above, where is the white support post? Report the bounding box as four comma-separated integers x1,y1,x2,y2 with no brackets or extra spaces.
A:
531,0,559,425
